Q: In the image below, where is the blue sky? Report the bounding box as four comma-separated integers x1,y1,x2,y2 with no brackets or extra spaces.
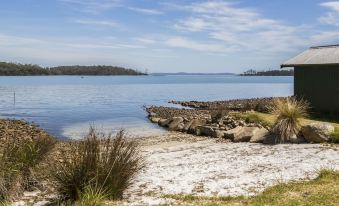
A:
1,0,339,73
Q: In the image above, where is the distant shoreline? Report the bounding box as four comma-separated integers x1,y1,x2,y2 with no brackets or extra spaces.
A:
150,72,235,76
0,62,146,76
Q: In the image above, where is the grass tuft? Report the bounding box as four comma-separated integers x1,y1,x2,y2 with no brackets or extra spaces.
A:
51,128,144,202
73,186,107,206
0,131,56,201
270,97,309,143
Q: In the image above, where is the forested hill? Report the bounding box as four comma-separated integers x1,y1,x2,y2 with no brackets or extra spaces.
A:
0,62,146,76
240,69,294,76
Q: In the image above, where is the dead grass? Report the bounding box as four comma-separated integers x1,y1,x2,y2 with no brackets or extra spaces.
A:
163,169,339,206
0,121,56,201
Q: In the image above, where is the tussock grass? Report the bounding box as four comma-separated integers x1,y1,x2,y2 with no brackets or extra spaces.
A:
164,169,339,206
0,132,56,201
73,186,107,206
51,129,144,202
270,98,309,143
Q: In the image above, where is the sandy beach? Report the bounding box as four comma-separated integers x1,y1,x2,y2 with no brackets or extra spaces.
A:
123,132,339,205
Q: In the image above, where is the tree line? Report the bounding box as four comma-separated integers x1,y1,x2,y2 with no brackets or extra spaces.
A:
240,69,294,76
0,62,146,76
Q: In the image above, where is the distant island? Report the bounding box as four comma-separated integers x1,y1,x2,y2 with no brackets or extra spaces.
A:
240,69,294,76
151,72,235,76
0,62,146,76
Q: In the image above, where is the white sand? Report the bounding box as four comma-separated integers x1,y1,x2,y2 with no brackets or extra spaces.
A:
124,135,339,205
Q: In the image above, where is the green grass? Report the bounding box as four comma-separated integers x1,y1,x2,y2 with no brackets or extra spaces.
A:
330,129,339,143
230,112,274,128
162,169,339,206
73,186,107,206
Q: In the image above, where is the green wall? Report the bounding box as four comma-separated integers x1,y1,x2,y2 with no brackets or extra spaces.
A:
295,65,339,113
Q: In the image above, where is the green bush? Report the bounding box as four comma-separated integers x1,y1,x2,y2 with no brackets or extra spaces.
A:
51,129,144,202
270,97,309,143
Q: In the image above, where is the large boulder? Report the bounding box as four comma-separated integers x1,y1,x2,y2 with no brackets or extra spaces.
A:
168,117,184,131
225,126,266,142
158,119,171,127
262,134,278,145
187,119,207,133
233,127,260,142
150,116,161,123
224,126,243,140
301,123,334,143
195,126,216,137
213,130,226,138
250,128,270,143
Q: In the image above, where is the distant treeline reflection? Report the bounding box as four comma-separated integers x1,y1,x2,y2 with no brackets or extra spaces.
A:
240,69,294,76
0,62,146,76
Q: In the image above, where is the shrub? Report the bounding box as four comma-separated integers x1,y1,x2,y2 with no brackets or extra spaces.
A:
270,97,309,143
0,134,56,201
51,129,144,202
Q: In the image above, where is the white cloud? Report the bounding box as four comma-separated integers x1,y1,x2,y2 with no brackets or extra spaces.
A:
74,19,119,28
172,1,321,54
59,0,121,14
0,33,46,46
128,7,163,15
0,32,150,67
165,36,226,53
320,1,339,11
319,1,339,26
133,37,156,44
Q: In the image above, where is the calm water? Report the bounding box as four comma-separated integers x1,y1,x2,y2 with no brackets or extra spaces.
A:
0,75,293,139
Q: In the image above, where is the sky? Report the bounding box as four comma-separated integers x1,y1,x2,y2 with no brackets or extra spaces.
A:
1,0,339,73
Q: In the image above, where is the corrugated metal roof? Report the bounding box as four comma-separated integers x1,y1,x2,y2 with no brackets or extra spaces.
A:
281,45,339,68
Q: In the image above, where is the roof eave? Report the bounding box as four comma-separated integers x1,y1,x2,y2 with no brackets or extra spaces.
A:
281,63,339,68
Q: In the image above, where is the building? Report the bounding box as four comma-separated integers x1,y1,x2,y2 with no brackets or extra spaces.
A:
281,45,339,113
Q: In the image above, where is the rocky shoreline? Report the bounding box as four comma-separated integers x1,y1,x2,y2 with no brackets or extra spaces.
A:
147,97,336,144
170,97,288,112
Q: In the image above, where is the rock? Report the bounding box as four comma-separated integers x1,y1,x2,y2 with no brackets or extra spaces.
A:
196,126,216,137
183,120,194,131
233,127,260,142
150,116,161,123
301,123,334,143
158,119,171,127
177,123,185,131
263,134,278,145
213,130,226,138
168,117,184,131
224,126,243,140
250,128,270,143
289,134,307,144
188,119,207,133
